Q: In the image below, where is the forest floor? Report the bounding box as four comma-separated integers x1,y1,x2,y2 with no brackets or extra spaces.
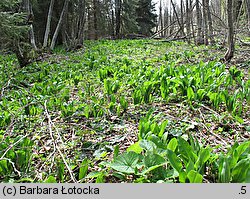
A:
0,39,249,183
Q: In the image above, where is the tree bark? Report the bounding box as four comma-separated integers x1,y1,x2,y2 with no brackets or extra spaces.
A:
206,0,215,44
50,0,69,50
93,0,98,40
164,7,169,37
171,0,185,37
159,0,164,37
77,0,86,45
24,0,37,50
115,0,121,38
224,0,234,61
186,0,191,43
196,0,203,44
247,0,250,34
202,0,209,45
180,0,185,36
43,0,55,48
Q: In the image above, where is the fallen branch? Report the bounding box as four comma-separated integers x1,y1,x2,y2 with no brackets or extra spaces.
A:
0,135,29,177
0,134,28,160
151,20,177,39
44,100,77,183
0,158,21,177
198,108,228,146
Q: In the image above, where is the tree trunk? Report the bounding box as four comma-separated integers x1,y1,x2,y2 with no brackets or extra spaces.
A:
206,0,215,44
43,0,55,48
180,0,185,36
196,0,203,44
164,7,169,37
93,0,98,40
224,0,234,61
247,0,250,34
50,0,69,50
115,0,121,38
77,0,86,45
186,0,191,43
202,0,209,45
169,2,173,35
159,0,164,37
111,9,115,37
24,0,37,50
190,0,196,42
171,0,185,37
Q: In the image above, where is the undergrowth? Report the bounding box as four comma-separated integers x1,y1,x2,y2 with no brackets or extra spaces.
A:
0,40,249,183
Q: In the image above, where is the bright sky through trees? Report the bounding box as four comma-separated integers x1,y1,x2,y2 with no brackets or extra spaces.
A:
153,0,181,12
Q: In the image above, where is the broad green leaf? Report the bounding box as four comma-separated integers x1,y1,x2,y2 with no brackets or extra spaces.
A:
195,148,211,172
144,154,166,168
86,171,104,179
167,138,178,152
158,120,168,137
178,137,197,163
179,171,187,183
139,139,157,152
0,159,9,175
232,159,250,182
127,142,143,154
187,87,195,100
45,176,57,183
113,145,120,159
96,172,105,183
246,169,250,183
218,157,231,183
186,160,195,173
187,170,203,183
149,134,166,149
141,163,166,175
79,159,88,180
236,142,250,157
166,149,183,173
197,89,206,100
58,161,65,182
110,151,140,174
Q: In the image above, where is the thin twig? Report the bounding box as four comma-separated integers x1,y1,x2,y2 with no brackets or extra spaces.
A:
0,134,28,160
199,104,221,117
56,144,77,183
0,158,21,177
44,100,56,155
44,100,77,183
198,108,228,146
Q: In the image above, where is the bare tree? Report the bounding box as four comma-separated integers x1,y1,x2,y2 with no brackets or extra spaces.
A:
164,6,169,37
158,0,164,37
115,0,121,38
196,0,203,44
202,0,208,45
50,0,69,50
206,0,214,44
224,0,234,61
43,0,55,48
171,0,185,37
186,0,191,42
